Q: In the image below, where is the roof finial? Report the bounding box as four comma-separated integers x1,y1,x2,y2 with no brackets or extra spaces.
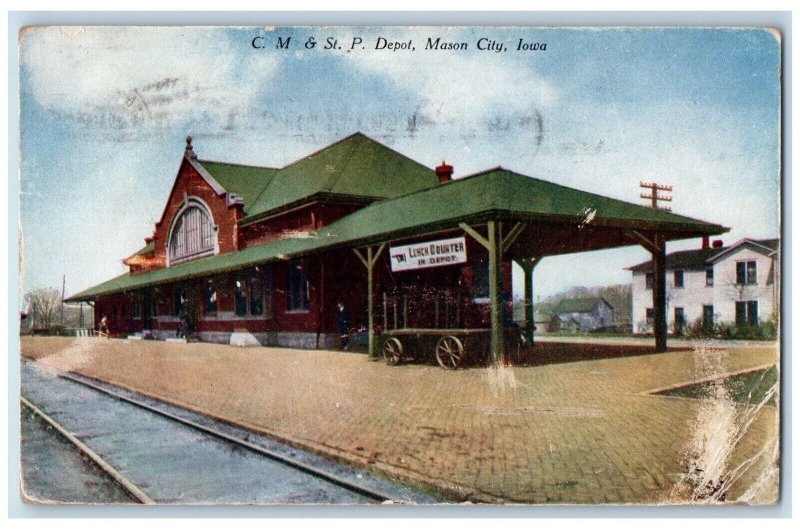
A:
185,135,196,159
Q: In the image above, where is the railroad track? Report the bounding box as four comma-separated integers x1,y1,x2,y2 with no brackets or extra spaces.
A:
21,396,154,504
21,361,427,504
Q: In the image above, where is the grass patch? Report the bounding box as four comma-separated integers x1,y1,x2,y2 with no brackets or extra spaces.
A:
660,366,778,405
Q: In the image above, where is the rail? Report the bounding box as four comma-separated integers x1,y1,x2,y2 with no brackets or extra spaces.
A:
31,366,398,503
20,396,154,504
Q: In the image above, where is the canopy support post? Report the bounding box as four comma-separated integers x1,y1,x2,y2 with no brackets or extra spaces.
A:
652,235,667,352
354,243,386,359
487,221,504,364
460,221,504,364
627,230,667,352
515,256,542,345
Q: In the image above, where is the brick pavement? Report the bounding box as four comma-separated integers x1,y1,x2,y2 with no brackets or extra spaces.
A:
21,336,779,504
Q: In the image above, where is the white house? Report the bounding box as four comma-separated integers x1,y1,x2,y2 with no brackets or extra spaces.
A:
628,238,779,333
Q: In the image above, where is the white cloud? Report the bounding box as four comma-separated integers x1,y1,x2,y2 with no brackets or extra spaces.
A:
21,26,280,137
346,28,557,125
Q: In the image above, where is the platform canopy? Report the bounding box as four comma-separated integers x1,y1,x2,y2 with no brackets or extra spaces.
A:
68,166,726,301
68,166,727,356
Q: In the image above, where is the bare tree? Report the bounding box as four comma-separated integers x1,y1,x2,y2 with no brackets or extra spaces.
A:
721,270,768,303
23,287,62,330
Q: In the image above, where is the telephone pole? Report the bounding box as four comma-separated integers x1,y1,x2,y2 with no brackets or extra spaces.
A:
61,274,66,326
639,181,673,211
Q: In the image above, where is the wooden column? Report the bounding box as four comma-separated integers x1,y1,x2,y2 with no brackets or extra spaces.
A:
487,221,504,364
460,221,527,364
652,235,667,352
627,230,667,352
354,243,386,359
515,256,542,344
460,221,509,365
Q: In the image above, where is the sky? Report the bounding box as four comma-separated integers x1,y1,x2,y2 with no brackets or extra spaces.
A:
18,26,781,300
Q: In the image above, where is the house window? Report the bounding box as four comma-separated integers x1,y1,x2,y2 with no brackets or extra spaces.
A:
706,267,714,286
674,307,686,333
736,261,757,285
703,305,714,327
235,267,272,318
673,270,684,288
172,288,186,316
287,260,310,312
645,308,655,324
645,272,654,290
473,254,489,298
203,279,217,316
735,301,759,326
168,202,216,264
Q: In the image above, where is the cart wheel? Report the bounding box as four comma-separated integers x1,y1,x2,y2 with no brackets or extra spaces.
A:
383,337,403,366
435,335,464,369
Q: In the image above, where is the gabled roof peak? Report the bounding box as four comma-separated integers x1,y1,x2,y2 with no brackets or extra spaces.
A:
627,237,779,272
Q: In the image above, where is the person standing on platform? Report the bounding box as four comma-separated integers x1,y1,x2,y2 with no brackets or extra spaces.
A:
335,301,351,350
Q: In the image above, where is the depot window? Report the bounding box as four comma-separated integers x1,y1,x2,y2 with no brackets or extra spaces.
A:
235,266,272,318
132,296,141,319
287,260,310,312
473,254,489,299
172,287,186,316
168,201,216,265
203,279,218,316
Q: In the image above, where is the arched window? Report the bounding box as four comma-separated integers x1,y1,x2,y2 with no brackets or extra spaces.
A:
168,201,216,264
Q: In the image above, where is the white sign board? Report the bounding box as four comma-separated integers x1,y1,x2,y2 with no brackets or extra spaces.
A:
389,237,467,272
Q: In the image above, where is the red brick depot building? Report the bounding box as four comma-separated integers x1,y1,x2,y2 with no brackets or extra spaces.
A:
68,133,727,355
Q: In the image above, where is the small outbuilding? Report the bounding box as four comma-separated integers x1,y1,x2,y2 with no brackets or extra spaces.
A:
549,297,614,333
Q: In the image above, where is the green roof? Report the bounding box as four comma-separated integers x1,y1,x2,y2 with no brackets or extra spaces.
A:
241,132,439,221
67,166,728,302
199,162,279,215
295,168,728,244
552,297,610,314
67,233,321,301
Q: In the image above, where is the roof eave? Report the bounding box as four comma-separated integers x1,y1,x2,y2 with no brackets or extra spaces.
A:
188,156,227,196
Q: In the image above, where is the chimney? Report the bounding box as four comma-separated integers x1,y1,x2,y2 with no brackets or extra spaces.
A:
435,160,454,183
712,239,723,248
701,236,709,249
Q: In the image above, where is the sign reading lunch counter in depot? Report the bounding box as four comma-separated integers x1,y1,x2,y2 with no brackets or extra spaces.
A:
389,237,467,272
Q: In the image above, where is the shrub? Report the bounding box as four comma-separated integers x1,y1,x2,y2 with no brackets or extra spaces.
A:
685,317,715,338
686,316,778,341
